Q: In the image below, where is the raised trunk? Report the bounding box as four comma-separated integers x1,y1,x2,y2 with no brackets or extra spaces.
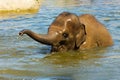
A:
19,30,56,45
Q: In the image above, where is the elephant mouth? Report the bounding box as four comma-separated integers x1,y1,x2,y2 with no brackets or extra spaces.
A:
51,40,68,52
51,44,67,52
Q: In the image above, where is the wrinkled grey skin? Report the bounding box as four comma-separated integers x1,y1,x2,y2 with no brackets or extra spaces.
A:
19,12,113,52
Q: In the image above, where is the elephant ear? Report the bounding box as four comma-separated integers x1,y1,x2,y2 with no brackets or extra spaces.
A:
75,24,86,48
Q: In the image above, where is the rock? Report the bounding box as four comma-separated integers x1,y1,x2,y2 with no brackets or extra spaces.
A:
0,0,42,12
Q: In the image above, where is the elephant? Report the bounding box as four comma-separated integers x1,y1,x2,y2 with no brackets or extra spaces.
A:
19,12,113,52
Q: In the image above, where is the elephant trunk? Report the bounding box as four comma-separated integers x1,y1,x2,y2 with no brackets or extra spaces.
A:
19,29,56,45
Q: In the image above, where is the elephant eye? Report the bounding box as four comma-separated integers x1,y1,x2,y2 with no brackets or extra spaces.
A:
62,33,69,38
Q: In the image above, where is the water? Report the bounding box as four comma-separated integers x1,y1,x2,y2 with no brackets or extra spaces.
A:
0,0,120,80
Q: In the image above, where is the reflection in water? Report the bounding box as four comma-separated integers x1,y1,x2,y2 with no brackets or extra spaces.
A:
34,48,107,80
43,0,93,8
0,10,38,19
0,0,120,79
43,0,120,8
44,48,106,66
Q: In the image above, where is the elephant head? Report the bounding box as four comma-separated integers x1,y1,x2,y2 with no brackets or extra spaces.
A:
19,12,86,52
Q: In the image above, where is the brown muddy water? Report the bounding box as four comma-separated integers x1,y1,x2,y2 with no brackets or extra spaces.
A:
0,0,120,80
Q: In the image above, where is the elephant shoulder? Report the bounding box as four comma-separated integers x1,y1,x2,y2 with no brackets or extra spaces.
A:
79,14,105,28
79,14,96,21
79,14,95,18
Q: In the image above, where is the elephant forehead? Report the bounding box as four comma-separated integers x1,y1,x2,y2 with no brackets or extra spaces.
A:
49,25,65,31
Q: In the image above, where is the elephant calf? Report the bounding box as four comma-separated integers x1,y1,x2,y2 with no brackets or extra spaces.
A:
19,12,113,52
